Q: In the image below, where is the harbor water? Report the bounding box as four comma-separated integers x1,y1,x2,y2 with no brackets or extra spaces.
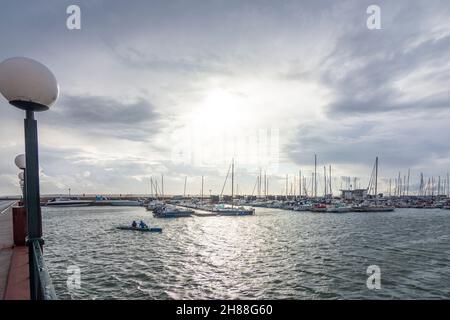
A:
42,207,450,299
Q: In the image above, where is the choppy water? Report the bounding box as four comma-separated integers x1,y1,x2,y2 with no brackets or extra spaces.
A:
42,206,450,299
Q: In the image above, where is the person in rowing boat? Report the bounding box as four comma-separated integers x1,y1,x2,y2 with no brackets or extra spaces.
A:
131,220,137,228
139,220,148,229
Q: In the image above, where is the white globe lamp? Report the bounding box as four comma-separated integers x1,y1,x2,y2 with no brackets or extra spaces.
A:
14,153,26,170
0,57,59,111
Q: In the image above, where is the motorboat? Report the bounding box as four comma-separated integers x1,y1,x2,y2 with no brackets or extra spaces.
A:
153,205,193,218
45,198,92,207
310,203,327,212
326,203,352,213
213,204,255,216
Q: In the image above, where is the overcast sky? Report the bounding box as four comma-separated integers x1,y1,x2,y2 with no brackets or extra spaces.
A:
1,0,450,196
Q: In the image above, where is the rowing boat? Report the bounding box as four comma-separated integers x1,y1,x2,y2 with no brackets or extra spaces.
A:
116,226,162,232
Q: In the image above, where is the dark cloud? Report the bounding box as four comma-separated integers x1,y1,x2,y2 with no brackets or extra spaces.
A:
41,95,161,141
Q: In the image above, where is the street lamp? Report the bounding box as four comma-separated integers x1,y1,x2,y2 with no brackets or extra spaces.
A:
18,171,25,199
15,154,27,205
15,153,26,169
0,57,59,300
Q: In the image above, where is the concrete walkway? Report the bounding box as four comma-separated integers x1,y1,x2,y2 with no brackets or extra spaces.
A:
0,201,14,299
0,201,30,300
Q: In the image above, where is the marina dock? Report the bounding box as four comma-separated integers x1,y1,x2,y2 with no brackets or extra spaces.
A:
0,201,30,300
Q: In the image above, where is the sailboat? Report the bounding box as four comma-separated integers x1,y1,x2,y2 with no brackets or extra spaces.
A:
214,159,255,216
352,157,394,212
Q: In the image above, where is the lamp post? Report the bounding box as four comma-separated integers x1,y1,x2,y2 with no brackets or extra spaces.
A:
0,57,59,300
15,154,26,203
18,171,25,200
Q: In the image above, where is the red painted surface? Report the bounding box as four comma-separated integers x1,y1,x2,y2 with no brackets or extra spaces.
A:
12,206,27,246
4,246,30,300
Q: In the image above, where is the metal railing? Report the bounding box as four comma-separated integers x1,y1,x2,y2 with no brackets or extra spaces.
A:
30,239,57,300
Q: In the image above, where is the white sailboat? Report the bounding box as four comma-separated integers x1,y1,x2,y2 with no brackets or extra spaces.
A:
352,157,394,212
214,159,255,216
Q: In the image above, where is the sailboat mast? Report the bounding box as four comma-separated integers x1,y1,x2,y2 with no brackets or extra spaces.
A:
286,174,288,198
161,174,164,198
447,172,449,197
329,165,332,196
258,168,262,198
375,156,378,197
264,170,267,198
299,170,302,197
184,176,187,198
407,169,410,196
201,175,204,205
314,154,317,198
150,177,153,197
231,159,234,205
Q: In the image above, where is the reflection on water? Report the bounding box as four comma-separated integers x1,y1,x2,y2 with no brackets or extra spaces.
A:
42,207,450,299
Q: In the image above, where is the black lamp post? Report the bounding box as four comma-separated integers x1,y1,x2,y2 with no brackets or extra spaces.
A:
0,57,59,300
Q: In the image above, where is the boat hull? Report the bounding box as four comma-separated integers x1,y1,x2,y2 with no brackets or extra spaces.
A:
216,210,255,216
116,226,162,232
154,213,192,218
46,202,92,207
352,207,394,212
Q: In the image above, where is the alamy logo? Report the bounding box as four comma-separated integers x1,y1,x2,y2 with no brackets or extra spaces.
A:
366,265,381,290
67,265,81,290
367,5,381,30
66,5,81,30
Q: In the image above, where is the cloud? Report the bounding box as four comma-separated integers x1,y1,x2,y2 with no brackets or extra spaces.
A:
285,0,450,180
2,0,450,195
318,1,450,116
42,95,162,142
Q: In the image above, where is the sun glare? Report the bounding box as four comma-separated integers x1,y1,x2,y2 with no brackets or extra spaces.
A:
193,88,249,133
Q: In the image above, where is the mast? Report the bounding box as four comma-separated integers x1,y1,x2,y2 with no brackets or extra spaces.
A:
258,168,262,198
150,177,153,197
231,158,234,206
447,172,449,197
286,174,288,198
432,176,435,197
406,169,410,196
375,156,378,198
184,176,187,198
314,154,317,198
324,166,327,196
419,173,424,196
299,170,302,197
201,175,204,205
438,176,441,196
304,176,308,197
264,170,267,198
329,165,332,197
161,174,164,198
